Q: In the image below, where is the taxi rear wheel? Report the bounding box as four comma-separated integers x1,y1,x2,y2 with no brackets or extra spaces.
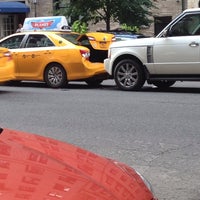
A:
85,79,103,87
45,63,67,88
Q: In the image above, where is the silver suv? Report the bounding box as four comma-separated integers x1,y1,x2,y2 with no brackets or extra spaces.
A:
104,8,200,91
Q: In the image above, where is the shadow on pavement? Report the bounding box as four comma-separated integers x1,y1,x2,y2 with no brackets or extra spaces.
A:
2,80,200,94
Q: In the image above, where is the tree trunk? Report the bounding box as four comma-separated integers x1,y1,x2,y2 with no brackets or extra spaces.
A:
106,16,110,31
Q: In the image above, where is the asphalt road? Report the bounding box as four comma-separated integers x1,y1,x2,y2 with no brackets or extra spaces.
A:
0,80,200,200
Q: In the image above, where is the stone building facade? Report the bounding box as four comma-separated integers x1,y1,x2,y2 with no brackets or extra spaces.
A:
0,0,199,38
0,0,54,38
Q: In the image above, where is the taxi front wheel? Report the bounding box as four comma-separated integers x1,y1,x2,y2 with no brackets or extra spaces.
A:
45,63,67,88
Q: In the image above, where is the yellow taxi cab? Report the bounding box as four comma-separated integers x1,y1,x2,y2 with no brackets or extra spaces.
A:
22,16,115,62
0,31,111,88
0,47,15,82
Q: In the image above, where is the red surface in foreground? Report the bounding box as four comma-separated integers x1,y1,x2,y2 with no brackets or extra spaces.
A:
0,128,156,200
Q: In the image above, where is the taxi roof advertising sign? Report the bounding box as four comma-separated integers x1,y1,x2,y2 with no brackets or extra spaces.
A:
23,16,69,31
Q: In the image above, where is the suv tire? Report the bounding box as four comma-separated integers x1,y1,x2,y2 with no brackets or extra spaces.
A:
114,59,145,91
151,80,175,89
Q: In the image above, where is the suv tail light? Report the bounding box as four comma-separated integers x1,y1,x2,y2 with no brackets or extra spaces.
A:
4,51,13,61
80,49,90,60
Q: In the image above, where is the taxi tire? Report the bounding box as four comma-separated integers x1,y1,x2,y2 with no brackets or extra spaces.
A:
45,63,67,88
5,80,21,86
85,79,103,87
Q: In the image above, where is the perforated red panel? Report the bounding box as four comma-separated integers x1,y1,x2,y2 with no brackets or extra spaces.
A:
0,128,156,200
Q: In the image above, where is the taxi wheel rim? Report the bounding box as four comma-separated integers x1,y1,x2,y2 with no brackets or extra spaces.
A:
48,66,63,86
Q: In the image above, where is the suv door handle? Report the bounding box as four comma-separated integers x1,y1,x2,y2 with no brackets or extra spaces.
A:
189,42,199,47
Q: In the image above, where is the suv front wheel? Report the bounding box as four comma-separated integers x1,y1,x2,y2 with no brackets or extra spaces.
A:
114,59,145,91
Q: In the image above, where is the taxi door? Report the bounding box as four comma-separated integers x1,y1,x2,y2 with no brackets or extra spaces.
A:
16,35,55,79
0,34,25,76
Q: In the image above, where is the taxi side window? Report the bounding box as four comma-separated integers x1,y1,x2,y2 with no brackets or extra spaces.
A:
25,35,55,48
0,35,24,49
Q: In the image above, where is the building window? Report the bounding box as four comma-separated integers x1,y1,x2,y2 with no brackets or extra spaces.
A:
3,16,14,37
154,16,172,36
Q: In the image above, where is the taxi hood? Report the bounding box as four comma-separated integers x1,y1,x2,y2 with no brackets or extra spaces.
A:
0,128,155,200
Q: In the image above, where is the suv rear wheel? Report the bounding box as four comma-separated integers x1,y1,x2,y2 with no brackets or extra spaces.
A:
114,59,145,91
151,80,175,89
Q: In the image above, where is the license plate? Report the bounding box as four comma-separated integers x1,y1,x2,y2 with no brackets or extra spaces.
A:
99,41,107,48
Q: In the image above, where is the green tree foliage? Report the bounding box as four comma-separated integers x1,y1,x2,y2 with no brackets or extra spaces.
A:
55,0,155,31
71,20,88,33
